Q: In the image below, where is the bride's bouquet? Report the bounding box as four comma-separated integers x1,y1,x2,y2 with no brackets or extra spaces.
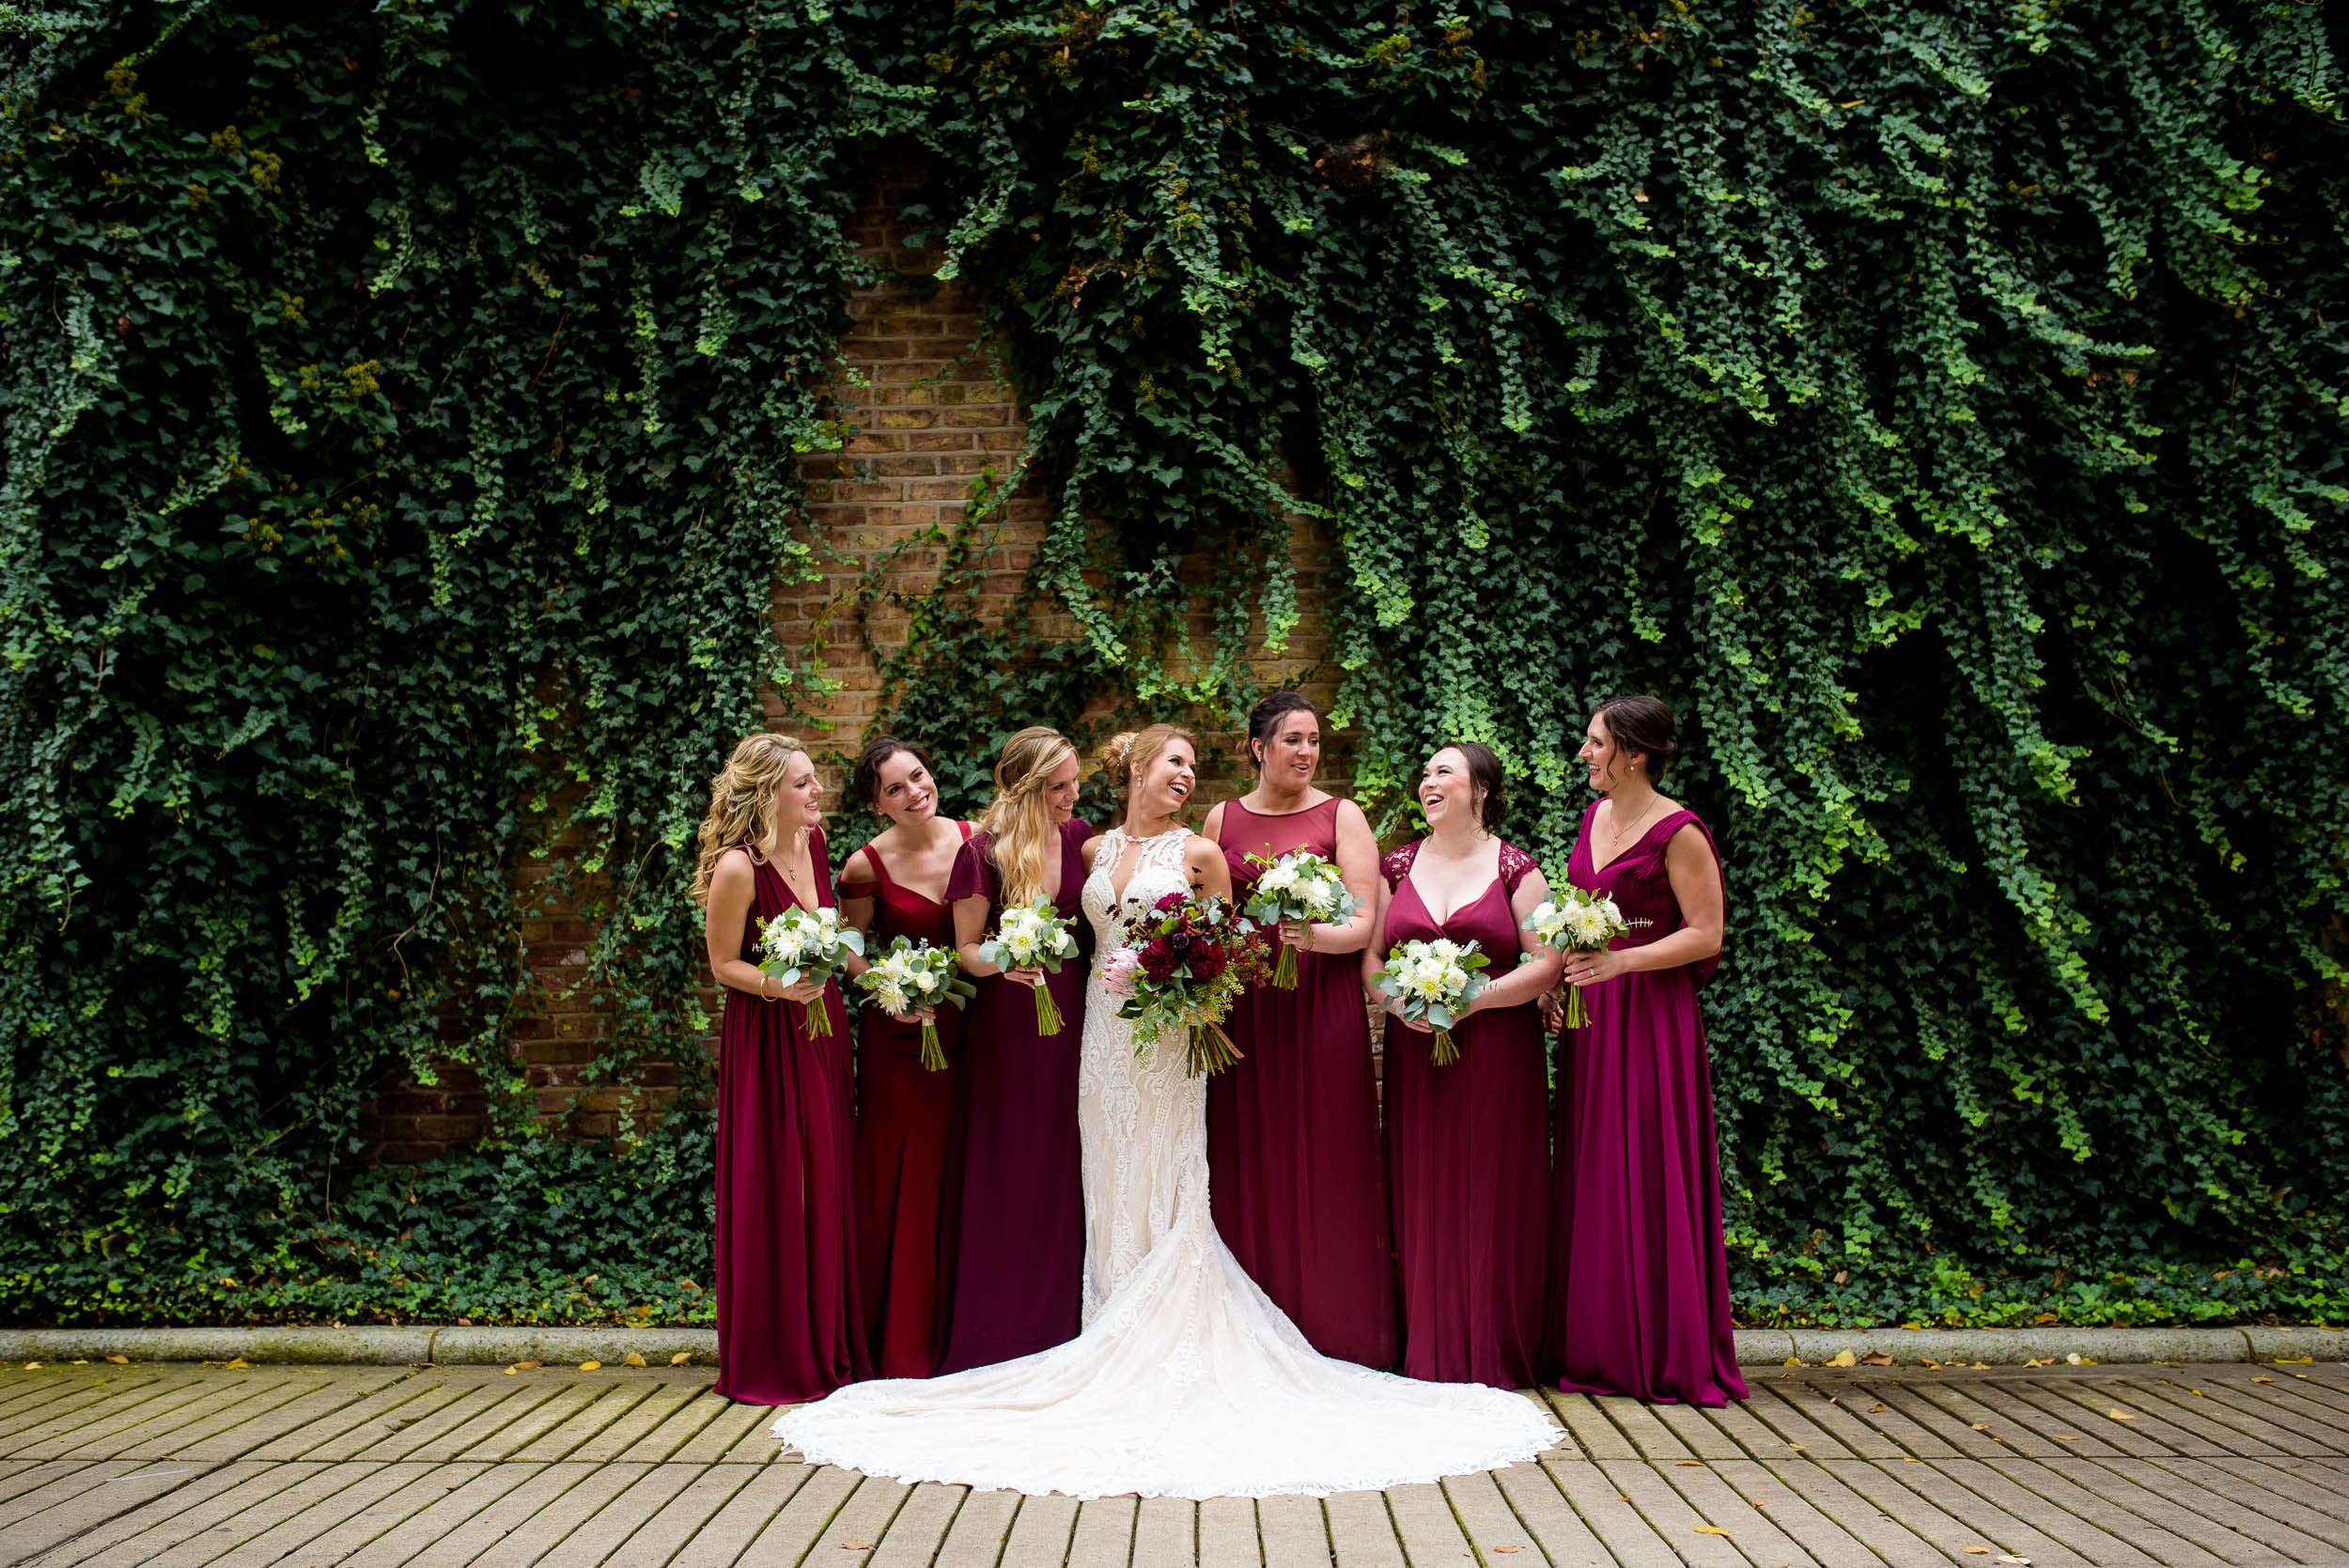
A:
1240,850,1357,989
976,897,1081,1035
755,905,865,1037
1523,886,1630,1029
1373,938,1491,1065
853,936,977,1071
1102,891,1268,1077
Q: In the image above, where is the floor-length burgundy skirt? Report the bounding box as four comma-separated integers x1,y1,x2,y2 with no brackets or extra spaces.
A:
1207,948,1398,1367
714,979,868,1405
1548,964,1747,1406
1385,1002,1550,1389
929,960,1087,1374
854,1001,959,1379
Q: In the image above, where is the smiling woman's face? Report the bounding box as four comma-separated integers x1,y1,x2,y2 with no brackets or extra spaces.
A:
1418,746,1474,831
1577,714,1631,793
774,750,824,831
871,749,937,827
1255,709,1321,786
1137,737,1198,821
1042,752,1081,823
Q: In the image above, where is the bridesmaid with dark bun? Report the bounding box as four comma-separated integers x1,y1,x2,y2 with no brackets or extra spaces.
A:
1547,695,1745,1406
840,736,971,1380
1203,691,1397,1368
1365,743,1563,1388
932,726,1091,1373
695,732,868,1404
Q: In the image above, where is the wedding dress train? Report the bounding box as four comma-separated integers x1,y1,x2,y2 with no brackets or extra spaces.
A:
770,827,1555,1499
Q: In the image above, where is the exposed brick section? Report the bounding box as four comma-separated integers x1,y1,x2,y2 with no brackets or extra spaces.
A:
356,154,1355,1167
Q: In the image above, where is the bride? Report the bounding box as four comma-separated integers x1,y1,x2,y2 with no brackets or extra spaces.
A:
771,725,1555,1500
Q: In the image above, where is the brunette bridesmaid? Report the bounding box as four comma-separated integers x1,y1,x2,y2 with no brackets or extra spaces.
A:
1365,742,1563,1388
840,737,971,1380
932,726,1092,1373
1202,691,1397,1368
1547,696,1746,1406
696,733,868,1404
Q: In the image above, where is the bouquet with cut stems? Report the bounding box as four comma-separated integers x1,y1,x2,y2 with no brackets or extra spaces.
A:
1373,937,1490,1065
755,904,865,1038
1102,890,1268,1077
975,896,1081,1035
1240,849,1357,989
1523,887,1631,1029
854,936,977,1070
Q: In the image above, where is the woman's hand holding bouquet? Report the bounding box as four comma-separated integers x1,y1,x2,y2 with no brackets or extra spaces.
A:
755,905,865,1037
1240,850,1357,989
1104,891,1268,1077
1373,937,1490,1065
854,935,977,1070
1523,887,1630,1029
976,897,1082,1035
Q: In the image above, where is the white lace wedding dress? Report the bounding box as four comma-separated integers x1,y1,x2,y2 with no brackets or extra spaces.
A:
770,826,1555,1499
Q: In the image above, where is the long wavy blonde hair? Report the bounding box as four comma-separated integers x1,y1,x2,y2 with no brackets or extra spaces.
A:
974,725,1077,906
691,732,808,905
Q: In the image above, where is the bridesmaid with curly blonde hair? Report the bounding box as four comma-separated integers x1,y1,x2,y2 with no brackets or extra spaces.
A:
695,732,867,1404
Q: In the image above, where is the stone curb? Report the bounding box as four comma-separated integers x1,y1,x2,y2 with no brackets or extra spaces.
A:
0,1324,2340,1368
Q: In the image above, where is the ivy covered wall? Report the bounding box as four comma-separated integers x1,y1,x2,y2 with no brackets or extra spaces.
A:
3,0,2345,1328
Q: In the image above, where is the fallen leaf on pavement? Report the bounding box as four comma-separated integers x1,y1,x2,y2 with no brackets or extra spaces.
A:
840,1543,872,1551
1861,1351,1895,1366
1828,1349,1858,1367
224,1358,249,1369
1491,1547,1521,1554
2051,1434,2080,1441
2253,1376,2276,1384
514,1360,541,1369
104,1355,128,1364
1675,1461,1703,1467
2023,1358,2051,1368
1998,1558,2031,1565
672,1352,693,1366
1969,1423,1988,1431
1962,1549,1990,1557
623,1352,647,1368
579,1359,601,1371
2189,1389,2204,1396
2107,1408,2134,1421
1692,1525,1731,1536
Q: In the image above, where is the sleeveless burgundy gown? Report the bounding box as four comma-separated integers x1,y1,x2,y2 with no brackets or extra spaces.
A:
714,831,869,1405
850,822,971,1380
1548,803,1746,1406
1380,839,1551,1389
930,817,1092,1374
1206,798,1398,1367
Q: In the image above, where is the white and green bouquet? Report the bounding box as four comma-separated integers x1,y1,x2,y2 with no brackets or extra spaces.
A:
853,935,977,1071
975,896,1081,1036
1373,937,1492,1065
1523,886,1630,1029
755,904,865,1037
1240,850,1358,989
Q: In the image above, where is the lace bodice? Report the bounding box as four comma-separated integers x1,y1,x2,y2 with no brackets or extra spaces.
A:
1081,824,1194,949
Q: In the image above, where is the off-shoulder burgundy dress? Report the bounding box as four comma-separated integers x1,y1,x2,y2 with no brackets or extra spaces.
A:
1379,839,1550,1389
850,822,971,1380
930,817,1092,1374
1206,798,1398,1367
714,831,869,1405
1548,802,1745,1406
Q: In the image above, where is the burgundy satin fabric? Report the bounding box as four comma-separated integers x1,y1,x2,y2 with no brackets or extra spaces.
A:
1206,799,1399,1368
929,817,1092,1374
850,823,970,1380
714,829,869,1405
1548,802,1747,1406
1379,839,1551,1389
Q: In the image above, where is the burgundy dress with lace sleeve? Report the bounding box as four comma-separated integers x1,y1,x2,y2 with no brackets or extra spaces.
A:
1547,803,1746,1405
714,827,869,1404
1206,799,1398,1368
1377,838,1551,1389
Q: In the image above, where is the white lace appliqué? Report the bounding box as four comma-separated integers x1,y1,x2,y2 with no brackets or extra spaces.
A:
771,825,1555,1500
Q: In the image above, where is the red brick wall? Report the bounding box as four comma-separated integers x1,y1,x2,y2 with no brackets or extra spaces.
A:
357,154,1355,1164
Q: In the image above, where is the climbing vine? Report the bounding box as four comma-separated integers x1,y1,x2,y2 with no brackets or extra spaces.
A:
4,0,2347,1327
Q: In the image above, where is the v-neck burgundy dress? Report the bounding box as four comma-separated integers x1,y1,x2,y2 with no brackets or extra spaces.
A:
1548,804,1746,1406
850,822,971,1381
929,816,1092,1374
713,830,869,1405
1206,798,1398,1368
1380,838,1551,1389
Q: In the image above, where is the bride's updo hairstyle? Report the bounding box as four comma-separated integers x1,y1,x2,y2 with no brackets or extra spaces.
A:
1242,690,1322,774
1099,722,1197,804
692,731,808,904
1592,694,1681,783
976,725,1077,906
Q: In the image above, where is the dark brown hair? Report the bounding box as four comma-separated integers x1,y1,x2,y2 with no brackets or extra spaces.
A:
1592,695,1681,782
1243,690,1324,773
851,735,937,808
1439,739,1508,833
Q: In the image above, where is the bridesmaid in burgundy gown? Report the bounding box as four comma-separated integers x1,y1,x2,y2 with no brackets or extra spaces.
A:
1365,742,1563,1389
840,737,972,1380
1548,695,1745,1406
1203,691,1397,1367
933,725,1091,1374
695,733,867,1405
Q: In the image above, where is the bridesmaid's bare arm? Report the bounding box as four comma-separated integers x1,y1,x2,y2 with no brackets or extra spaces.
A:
1468,866,1566,1015
704,849,821,1004
837,851,879,977
1302,798,1379,956
1186,835,1234,903
1361,878,1399,1010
